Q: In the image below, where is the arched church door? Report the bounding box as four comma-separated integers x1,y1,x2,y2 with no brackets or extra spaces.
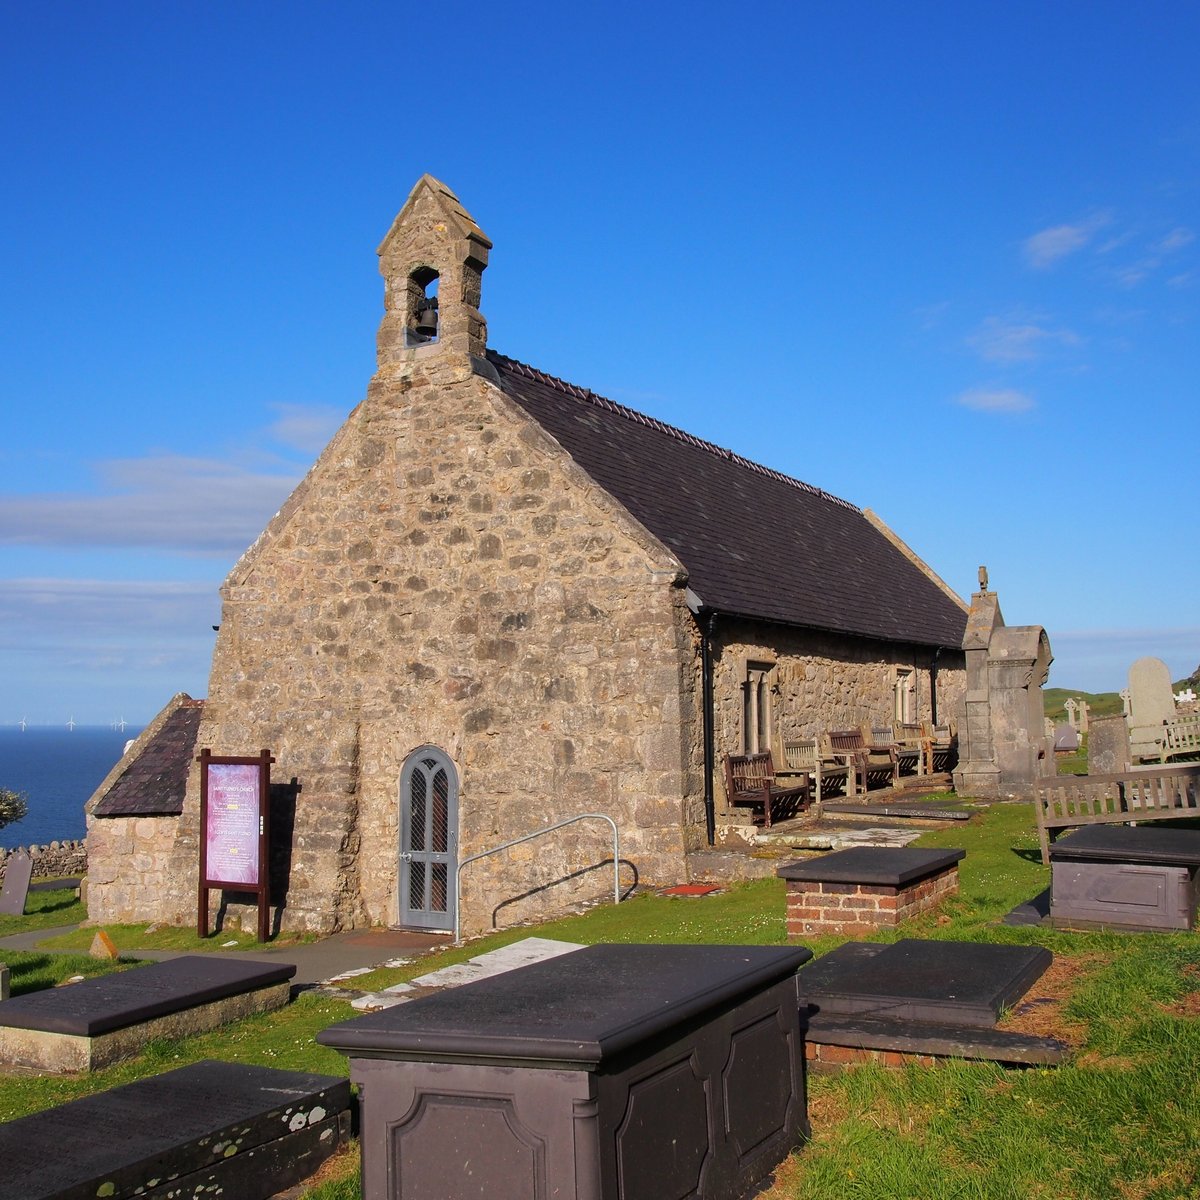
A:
398,746,459,931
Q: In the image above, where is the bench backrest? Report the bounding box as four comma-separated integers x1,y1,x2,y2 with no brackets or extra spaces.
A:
1033,765,1200,863
824,728,867,754
725,752,775,794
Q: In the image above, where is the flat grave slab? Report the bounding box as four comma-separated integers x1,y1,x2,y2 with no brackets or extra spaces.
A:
1050,825,1200,866
798,939,1052,1029
0,1059,350,1200
821,802,972,821
0,955,296,1072
0,851,33,916
321,943,812,1200
777,847,964,886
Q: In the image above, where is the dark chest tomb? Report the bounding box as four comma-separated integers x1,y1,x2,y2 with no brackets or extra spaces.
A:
0,1059,351,1200
319,942,812,1200
1049,825,1200,931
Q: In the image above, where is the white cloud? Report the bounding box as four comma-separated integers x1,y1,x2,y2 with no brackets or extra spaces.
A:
1022,215,1110,269
267,403,346,453
0,454,301,555
966,316,1081,364
954,387,1035,414
1157,227,1195,254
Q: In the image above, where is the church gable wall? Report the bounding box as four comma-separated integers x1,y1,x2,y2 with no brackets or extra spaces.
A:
160,355,695,934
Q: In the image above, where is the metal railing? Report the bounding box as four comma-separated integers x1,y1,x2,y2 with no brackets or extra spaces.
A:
453,813,620,942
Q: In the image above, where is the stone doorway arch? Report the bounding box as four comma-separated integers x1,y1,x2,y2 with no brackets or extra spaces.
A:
398,746,459,931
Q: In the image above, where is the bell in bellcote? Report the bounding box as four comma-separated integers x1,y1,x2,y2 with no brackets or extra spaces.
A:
413,296,439,338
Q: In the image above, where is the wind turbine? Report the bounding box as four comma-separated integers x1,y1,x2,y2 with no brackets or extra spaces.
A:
67,715,76,732
18,716,26,732
117,716,126,733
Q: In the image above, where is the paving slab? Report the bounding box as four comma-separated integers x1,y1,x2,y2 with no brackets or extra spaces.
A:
798,939,1052,1029
409,935,584,990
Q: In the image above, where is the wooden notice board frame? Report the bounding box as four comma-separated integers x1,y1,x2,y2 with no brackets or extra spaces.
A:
198,748,274,942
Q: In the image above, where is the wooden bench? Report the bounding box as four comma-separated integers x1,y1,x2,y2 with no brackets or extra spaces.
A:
777,739,848,816
1033,764,1200,865
922,721,956,773
723,752,811,827
1156,717,1200,764
823,729,899,795
865,723,925,776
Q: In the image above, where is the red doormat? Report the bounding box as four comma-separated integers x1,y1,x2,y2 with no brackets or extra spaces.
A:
658,883,723,897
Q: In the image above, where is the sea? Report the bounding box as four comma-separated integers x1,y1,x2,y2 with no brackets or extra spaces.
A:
0,726,143,850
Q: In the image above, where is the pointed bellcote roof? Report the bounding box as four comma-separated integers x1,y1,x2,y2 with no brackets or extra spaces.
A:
376,175,493,365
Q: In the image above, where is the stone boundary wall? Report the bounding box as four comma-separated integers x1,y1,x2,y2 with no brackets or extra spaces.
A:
785,866,959,937
0,840,87,884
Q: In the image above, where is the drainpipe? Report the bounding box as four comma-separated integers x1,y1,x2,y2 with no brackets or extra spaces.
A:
930,646,942,725
702,611,718,845
691,597,718,847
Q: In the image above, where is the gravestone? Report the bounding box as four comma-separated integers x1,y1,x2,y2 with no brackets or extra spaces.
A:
0,963,8,1002
799,939,1052,1029
1064,698,1079,730
1077,699,1089,733
1054,724,1079,753
1120,688,1131,716
0,1059,350,1200
0,851,32,916
1044,717,1055,741
0,955,296,1072
1089,714,1130,775
1128,657,1176,761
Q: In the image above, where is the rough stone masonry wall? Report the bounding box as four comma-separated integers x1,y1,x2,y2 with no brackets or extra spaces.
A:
148,354,698,935
712,618,965,809
0,841,87,884
84,818,177,925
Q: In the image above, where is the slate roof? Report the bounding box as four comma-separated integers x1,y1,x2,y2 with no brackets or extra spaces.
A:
93,700,203,817
490,353,967,649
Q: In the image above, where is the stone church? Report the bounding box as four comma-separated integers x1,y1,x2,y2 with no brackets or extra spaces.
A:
87,176,969,936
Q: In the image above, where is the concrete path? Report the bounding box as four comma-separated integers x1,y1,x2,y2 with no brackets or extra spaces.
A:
0,923,588,1013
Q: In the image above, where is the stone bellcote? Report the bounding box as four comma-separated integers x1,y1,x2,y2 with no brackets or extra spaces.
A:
376,175,492,367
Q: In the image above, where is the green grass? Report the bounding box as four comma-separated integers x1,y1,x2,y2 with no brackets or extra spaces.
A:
0,884,85,937
1043,688,1123,721
3,802,1200,1199
36,921,316,955
1,949,137,996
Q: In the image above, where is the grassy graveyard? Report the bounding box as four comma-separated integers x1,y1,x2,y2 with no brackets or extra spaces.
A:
2,801,1199,1198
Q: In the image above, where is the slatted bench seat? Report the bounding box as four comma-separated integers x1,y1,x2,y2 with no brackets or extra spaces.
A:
0,1060,350,1200
1033,764,1200,865
822,728,899,795
0,955,296,1072
724,751,811,827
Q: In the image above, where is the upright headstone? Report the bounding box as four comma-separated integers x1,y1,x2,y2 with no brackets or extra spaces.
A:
1064,698,1079,730
1120,688,1131,717
1044,717,1056,741
1077,699,1089,734
1128,657,1176,762
1089,714,1131,775
0,851,33,916
1054,725,1079,753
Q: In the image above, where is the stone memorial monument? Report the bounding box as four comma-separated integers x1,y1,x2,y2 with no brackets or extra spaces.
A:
1088,714,1131,775
1077,699,1089,734
1128,657,1176,762
1064,698,1079,730
953,568,1054,800
0,851,32,917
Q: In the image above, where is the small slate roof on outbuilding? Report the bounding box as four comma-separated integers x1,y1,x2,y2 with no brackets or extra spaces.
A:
490,353,967,648
92,700,202,817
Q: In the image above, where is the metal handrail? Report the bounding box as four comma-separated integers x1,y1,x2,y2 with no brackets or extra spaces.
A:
453,812,620,942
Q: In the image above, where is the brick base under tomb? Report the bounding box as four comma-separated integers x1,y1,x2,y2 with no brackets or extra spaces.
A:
778,847,964,937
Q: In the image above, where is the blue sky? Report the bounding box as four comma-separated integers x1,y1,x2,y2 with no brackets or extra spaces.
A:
1,2,1197,723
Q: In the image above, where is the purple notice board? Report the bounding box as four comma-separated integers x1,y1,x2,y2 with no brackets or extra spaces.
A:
198,749,274,942
205,764,261,887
